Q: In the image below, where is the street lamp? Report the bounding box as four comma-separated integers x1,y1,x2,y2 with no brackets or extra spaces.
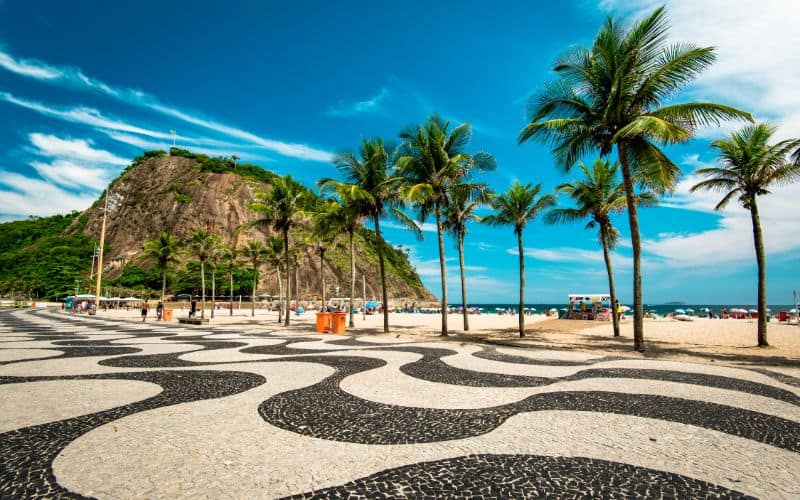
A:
94,190,123,312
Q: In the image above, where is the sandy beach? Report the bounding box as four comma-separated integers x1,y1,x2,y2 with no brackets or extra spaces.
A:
66,304,800,370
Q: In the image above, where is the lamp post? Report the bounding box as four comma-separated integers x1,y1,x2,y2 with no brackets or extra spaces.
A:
94,190,122,312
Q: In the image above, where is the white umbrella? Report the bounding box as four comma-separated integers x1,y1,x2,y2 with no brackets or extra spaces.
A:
549,308,558,312
620,305,631,312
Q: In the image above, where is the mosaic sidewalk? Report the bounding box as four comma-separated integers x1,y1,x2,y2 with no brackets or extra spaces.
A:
0,309,798,498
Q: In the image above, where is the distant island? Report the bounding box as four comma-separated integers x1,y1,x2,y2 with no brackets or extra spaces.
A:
663,301,688,306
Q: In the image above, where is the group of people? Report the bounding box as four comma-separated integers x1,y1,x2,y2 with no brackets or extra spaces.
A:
140,300,166,322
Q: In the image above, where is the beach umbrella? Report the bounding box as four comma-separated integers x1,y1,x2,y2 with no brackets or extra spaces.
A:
790,308,798,313
748,309,757,313
560,308,568,311
701,307,710,312
620,305,631,312
365,301,379,308
766,308,772,313
674,308,686,314
686,308,694,312
549,308,558,312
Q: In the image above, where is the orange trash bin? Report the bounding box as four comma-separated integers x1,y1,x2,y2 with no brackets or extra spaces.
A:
162,308,173,321
331,312,347,334
316,312,331,333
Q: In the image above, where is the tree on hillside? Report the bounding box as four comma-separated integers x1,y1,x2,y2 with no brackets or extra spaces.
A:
142,232,180,302
691,123,800,346
482,182,555,338
397,114,496,336
185,230,219,320
518,6,751,351
546,159,656,337
251,175,308,326
443,182,492,331
320,138,419,332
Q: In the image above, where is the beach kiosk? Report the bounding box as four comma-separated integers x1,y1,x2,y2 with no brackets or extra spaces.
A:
567,293,611,320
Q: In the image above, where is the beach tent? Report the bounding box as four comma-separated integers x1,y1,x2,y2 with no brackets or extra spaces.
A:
568,293,610,303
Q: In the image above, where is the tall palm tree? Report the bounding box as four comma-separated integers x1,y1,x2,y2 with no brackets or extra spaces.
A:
518,6,751,351
185,230,219,320
482,181,555,337
546,160,657,337
320,138,419,332
220,244,238,316
397,114,495,336
265,236,285,324
244,240,266,318
314,193,365,327
142,232,180,302
251,175,307,326
442,182,492,331
691,123,800,347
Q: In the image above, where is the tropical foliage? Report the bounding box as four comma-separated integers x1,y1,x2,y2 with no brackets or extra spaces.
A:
691,123,800,346
519,6,751,351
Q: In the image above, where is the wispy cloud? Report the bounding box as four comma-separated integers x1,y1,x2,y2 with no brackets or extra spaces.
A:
0,47,334,162
29,133,128,165
0,170,97,217
325,87,390,118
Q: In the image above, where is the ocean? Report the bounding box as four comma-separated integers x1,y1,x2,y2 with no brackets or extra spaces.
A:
462,303,797,315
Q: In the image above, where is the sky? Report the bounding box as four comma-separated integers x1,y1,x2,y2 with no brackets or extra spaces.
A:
0,0,798,304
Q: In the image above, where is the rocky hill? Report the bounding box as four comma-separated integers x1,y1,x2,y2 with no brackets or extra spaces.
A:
72,151,434,303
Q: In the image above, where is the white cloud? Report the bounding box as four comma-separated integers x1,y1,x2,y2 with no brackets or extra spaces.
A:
0,170,96,217
29,160,110,191
0,51,61,79
508,246,604,263
325,87,390,117
29,133,127,165
0,47,334,162
383,220,438,233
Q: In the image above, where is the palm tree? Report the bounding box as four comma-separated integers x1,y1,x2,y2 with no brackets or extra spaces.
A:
142,232,180,302
244,240,266,318
443,182,492,331
482,181,555,337
518,6,751,351
251,175,308,326
397,114,495,336
320,138,419,332
265,236,286,323
546,160,656,337
185,230,219,320
220,244,238,316
314,193,365,327
691,123,800,347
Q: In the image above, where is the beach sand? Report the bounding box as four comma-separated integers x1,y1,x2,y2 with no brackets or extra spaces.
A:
70,304,800,370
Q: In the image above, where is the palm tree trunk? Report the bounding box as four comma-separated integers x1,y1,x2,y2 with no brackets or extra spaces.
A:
750,198,769,346
277,267,283,324
349,231,356,328
601,226,620,337
161,270,166,303
320,247,326,308
251,265,256,317
284,228,291,327
200,260,206,320
435,202,448,336
229,267,233,316
458,232,469,331
618,145,645,352
211,266,215,319
517,230,525,338
373,213,389,333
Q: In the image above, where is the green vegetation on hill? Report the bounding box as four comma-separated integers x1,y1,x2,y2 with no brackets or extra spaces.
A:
0,212,96,299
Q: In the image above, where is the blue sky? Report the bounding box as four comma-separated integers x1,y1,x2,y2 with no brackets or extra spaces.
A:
0,0,798,304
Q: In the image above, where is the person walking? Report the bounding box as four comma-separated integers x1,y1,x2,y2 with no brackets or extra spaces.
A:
141,300,149,322
190,299,197,318
156,301,164,321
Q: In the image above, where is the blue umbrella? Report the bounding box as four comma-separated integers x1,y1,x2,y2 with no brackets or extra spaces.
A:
365,301,379,308
674,308,686,314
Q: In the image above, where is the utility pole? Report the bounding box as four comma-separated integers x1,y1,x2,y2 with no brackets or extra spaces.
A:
90,245,97,280
94,190,110,309
362,275,366,321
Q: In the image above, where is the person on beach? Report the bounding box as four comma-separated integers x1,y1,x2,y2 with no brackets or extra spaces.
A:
141,301,149,322
190,299,197,317
156,301,163,321
615,300,622,322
